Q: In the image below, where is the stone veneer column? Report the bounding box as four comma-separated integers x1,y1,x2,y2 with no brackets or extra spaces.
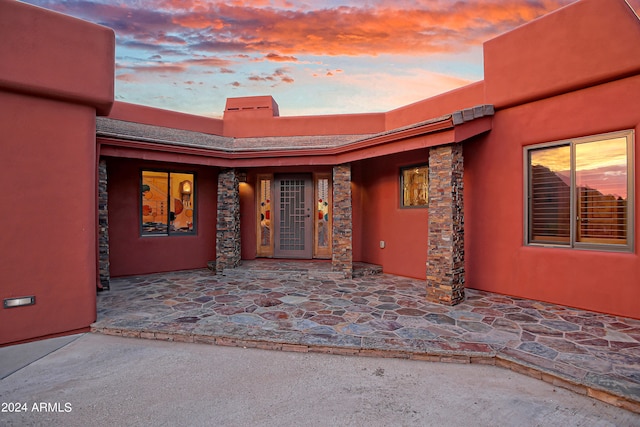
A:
216,168,241,273
98,158,110,290
332,163,353,278
427,143,465,305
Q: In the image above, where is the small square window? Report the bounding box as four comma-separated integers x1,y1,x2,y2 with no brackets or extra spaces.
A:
401,164,429,208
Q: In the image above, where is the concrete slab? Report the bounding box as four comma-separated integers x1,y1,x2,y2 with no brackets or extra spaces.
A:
0,334,83,380
0,333,638,426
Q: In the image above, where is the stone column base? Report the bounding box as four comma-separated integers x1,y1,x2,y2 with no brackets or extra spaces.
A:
216,168,241,273
332,164,353,279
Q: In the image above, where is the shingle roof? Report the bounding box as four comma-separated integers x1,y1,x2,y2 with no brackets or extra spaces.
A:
96,117,235,150
96,105,493,152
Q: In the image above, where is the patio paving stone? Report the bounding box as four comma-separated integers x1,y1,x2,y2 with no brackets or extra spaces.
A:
93,260,640,413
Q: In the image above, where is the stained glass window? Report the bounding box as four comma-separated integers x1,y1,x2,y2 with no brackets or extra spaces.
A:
401,165,429,207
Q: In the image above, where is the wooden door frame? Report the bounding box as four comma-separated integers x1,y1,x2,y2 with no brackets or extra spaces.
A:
255,172,333,259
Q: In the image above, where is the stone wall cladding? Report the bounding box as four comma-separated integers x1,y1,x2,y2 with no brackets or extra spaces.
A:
98,158,110,290
216,168,241,272
332,164,353,278
427,143,465,305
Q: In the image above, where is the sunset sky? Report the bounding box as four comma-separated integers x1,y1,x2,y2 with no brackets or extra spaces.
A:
23,0,640,118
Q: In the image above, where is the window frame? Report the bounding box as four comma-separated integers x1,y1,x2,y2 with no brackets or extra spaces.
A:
140,169,197,237
400,163,429,209
524,130,634,253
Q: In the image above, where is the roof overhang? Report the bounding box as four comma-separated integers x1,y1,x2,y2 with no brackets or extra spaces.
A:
98,105,493,167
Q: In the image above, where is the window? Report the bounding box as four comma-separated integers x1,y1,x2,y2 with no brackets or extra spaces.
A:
141,170,195,235
525,130,634,251
401,164,429,207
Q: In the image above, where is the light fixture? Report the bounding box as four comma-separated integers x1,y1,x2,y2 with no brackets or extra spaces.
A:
4,296,35,308
180,180,192,195
180,180,192,206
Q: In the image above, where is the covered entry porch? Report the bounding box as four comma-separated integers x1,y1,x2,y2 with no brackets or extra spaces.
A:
98,103,495,306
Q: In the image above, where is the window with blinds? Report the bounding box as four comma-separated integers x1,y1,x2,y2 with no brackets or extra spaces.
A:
575,138,628,244
529,145,571,244
525,130,634,251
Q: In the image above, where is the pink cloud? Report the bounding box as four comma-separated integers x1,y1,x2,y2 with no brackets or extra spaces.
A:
118,63,186,73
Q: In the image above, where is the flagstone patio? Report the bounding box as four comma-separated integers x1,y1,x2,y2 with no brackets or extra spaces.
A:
92,260,640,413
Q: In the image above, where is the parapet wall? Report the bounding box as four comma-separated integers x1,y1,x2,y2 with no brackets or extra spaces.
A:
0,0,115,115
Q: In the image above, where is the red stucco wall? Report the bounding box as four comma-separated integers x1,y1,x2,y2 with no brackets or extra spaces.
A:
0,93,98,344
224,112,386,138
484,0,640,109
354,150,430,279
109,101,224,135
107,159,217,276
0,0,114,345
465,75,640,319
0,0,114,116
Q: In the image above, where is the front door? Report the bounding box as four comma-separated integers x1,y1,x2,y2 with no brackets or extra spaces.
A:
273,174,313,258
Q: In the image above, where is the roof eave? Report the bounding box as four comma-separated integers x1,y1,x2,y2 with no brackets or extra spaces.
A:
97,105,494,165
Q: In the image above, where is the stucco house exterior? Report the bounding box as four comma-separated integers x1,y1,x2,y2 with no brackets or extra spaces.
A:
1,0,639,345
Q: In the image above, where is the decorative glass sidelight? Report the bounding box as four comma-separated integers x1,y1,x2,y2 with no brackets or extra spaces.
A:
315,174,332,258
257,175,273,256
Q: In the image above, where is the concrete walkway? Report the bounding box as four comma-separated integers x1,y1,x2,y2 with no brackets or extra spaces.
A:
1,333,639,426
91,261,640,413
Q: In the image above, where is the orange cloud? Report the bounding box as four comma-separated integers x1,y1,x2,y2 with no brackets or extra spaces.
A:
170,0,573,56
265,53,298,62
28,0,574,57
